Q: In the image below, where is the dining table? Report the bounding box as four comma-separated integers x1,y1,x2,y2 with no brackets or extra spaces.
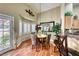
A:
37,34,47,50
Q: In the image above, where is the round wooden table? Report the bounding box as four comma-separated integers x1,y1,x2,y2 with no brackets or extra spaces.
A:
37,34,47,50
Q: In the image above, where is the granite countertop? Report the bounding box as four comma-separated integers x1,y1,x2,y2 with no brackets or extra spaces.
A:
68,34,79,40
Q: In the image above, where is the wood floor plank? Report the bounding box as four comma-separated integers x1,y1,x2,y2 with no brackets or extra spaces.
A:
1,39,61,56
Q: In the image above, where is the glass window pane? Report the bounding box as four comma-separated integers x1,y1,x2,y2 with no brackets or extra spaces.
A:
19,20,22,34
0,20,3,32
0,32,3,51
4,20,10,31
24,23,28,33
22,22,31,34
32,24,36,32
27,23,30,32
3,31,10,48
0,14,13,53
0,19,3,51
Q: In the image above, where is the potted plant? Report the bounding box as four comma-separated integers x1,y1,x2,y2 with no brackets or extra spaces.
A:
64,11,73,19
52,23,61,36
52,23,61,47
65,11,73,16
64,11,73,20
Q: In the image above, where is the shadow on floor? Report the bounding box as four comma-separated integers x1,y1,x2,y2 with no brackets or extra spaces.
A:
68,48,79,56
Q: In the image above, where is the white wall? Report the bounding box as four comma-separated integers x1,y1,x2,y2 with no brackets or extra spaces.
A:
60,4,65,35
37,6,61,24
0,3,37,32
73,4,79,19
65,3,73,12
0,3,37,48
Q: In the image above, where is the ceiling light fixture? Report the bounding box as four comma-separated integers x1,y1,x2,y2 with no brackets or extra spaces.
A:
25,9,35,16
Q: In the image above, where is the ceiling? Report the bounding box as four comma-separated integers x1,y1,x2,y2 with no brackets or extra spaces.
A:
27,3,61,13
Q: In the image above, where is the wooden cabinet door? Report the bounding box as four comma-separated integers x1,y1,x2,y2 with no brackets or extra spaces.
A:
73,20,79,29
64,16,72,29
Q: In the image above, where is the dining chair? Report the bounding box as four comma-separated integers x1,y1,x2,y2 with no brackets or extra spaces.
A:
41,37,47,50
59,35,68,56
46,34,51,49
53,35,68,56
53,35,60,52
35,35,41,51
30,34,36,49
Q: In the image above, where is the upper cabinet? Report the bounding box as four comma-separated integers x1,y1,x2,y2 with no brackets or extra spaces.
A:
64,16,79,29
64,3,79,29
73,20,79,29
64,16,72,29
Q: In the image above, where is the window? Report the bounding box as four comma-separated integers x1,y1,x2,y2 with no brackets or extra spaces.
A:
0,18,10,50
40,21,54,32
19,20,36,34
24,23,27,33
19,20,22,34
0,14,14,53
31,24,36,32
27,23,30,32
22,22,31,34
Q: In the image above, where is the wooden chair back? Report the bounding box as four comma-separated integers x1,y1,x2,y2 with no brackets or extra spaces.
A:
47,34,51,44
57,35,68,56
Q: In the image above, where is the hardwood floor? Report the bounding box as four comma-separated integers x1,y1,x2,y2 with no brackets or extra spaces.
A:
1,39,61,56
